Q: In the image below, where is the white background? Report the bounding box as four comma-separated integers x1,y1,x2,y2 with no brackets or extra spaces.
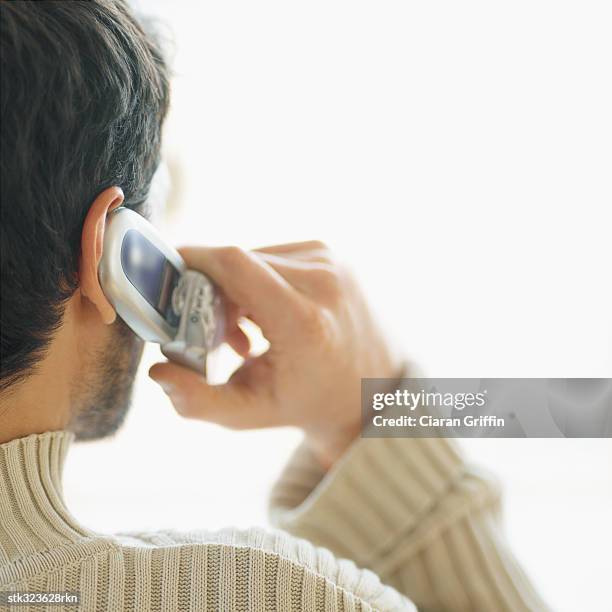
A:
64,2,612,611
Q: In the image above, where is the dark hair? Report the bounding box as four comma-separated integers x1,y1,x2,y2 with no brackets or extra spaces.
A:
0,0,170,391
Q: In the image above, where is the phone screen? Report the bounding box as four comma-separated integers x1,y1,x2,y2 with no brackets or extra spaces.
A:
120,230,181,327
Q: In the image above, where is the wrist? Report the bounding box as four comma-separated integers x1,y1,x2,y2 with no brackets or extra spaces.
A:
304,424,361,471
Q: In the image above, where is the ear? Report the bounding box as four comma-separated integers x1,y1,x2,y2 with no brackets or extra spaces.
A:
79,186,124,324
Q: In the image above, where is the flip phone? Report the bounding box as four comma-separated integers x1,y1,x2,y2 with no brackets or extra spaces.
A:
98,208,224,377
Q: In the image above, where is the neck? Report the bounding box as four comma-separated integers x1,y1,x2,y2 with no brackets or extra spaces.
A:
0,319,77,444
0,431,92,564
0,392,70,445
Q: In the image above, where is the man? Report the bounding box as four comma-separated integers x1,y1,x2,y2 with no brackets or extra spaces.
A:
0,2,548,610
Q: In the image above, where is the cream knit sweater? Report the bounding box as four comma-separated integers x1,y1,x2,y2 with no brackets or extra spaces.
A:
0,431,548,611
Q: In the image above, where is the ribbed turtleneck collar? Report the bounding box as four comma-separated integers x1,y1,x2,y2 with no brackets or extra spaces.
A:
0,431,91,563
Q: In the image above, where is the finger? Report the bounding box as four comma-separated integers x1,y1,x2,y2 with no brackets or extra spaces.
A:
179,246,306,335
225,323,250,357
219,299,250,356
223,299,246,331
149,360,275,429
255,252,336,295
256,252,334,273
254,241,332,265
253,253,340,298
253,240,329,255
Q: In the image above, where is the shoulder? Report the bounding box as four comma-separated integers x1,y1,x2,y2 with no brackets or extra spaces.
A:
4,528,414,611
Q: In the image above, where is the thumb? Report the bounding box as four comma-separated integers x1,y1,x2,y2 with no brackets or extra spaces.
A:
149,361,262,429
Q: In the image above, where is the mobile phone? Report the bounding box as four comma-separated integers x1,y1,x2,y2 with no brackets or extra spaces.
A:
98,207,224,376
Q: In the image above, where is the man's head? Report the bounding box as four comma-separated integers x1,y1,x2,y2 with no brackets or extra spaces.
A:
0,1,170,441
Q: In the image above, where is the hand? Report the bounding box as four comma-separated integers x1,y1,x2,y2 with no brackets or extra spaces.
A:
149,241,400,469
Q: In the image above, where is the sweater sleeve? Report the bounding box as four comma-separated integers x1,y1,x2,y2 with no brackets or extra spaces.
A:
269,435,550,612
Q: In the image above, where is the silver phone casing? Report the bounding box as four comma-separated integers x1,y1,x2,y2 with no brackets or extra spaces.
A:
99,208,223,376
161,270,225,375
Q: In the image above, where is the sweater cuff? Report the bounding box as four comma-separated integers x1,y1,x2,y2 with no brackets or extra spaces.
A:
269,432,468,567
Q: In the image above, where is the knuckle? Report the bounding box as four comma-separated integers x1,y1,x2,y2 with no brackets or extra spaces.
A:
308,241,335,265
312,266,344,302
299,304,329,339
217,245,248,268
319,266,342,289
306,239,328,251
